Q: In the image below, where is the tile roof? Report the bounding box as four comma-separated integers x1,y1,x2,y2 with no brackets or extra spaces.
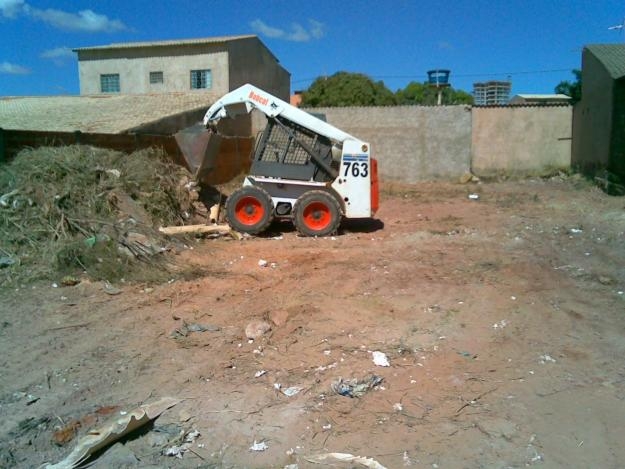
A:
73,35,256,52
585,44,625,79
0,93,217,133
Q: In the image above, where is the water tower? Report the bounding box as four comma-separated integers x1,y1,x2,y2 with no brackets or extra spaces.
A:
427,69,451,105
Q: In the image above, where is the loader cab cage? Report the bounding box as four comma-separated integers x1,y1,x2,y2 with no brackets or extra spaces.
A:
250,117,337,182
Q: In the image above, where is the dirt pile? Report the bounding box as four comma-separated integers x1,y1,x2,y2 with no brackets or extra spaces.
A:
0,145,212,286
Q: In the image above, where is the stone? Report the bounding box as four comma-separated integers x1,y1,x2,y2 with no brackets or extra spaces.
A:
245,320,272,340
269,309,289,327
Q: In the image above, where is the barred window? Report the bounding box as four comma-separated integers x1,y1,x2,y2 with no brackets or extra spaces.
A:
190,69,212,89
100,74,120,93
149,71,163,84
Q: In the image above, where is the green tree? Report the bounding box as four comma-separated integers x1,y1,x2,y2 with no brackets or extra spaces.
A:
301,72,397,107
555,69,582,104
396,81,474,105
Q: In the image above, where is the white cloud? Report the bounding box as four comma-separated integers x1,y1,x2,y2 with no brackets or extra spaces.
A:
250,18,325,42
40,47,74,65
31,8,128,32
0,1,128,32
250,19,284,38
0,61,30,74
0,0,25,18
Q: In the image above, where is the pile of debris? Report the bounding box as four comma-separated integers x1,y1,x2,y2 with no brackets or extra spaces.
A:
0,145,216,285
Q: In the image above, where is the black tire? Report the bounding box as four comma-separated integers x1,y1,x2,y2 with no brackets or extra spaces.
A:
225,186,274,234
293,190,342,237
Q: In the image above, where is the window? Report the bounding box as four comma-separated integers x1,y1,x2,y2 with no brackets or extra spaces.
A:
100,74,120,93
190,69,212,89
149,71,163,84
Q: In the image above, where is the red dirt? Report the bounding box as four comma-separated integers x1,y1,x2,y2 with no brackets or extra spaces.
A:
1,178,624,468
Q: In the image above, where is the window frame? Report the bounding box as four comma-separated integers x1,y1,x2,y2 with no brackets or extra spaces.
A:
149,71,164,85
190,69,212,90
100,73,120,93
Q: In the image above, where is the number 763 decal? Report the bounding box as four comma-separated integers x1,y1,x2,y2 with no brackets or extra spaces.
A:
343,161,369,178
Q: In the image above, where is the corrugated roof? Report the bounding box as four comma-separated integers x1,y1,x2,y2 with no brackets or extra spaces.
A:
73,34,256,52
585,44,625,79
514,94,571,100
0,93,216,133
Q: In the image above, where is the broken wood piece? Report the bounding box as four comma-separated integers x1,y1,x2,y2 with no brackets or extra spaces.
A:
158,224,231,235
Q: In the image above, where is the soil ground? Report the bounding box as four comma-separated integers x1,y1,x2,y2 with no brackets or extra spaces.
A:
1,178,624,469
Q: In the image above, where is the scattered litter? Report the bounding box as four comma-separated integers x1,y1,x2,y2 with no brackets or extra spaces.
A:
163,429,201,459
510,296,517,301
102,281,122,296
284,465,298,469
468,194,480,200
44,397,179,469
569,228,583,234
372,351,390,367
170,321,220,338
305,452,387,469
258,259,268,267
322,424,332,430
245,320,272,340
331,375,384,398
393,403,403,412
255,370,267,378
250,440,269,452
282,386,303,397
493,319,508,329
539,354,557,364
0,256,17,268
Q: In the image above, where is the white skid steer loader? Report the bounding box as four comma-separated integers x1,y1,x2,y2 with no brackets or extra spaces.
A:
181,84,379,237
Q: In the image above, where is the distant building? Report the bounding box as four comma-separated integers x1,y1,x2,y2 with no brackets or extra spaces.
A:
73,35,290,101
509,94,572,105
572,44,625,187
473,81,511,105
290,90,303,107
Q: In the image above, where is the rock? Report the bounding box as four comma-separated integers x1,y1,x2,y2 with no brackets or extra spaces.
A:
245,320,272,340
269,309,289,327
459,173,473,184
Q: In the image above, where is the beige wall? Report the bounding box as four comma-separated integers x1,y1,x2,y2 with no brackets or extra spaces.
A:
77,44,230,95
309,106,473,181
472,106,572,176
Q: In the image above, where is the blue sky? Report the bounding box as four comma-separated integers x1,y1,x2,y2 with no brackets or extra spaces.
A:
0,0,623,97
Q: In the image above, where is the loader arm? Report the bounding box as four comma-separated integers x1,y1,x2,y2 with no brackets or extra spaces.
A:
202,84,360,146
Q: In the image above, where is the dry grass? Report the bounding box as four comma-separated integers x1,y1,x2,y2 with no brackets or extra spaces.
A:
0,145,203,286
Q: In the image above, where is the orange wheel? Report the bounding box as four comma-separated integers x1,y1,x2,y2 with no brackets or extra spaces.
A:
225,186,274,234
293,190,341,237
234,196,265,226
302,201,333,231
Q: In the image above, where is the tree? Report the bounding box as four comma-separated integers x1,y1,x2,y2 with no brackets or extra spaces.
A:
301,72,397,107
396,81,474,105
555,69,581,104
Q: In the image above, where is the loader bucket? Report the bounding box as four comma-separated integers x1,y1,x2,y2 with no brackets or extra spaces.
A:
174,123,222,178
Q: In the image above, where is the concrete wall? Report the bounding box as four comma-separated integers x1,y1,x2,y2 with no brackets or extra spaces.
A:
472,106,572,176
77,44,230,95
309,105,473,181
572,50,614,173
296,104,572,182
227,38,290,101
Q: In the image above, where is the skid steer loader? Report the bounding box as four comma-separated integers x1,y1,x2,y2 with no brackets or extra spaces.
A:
178,84,378,237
